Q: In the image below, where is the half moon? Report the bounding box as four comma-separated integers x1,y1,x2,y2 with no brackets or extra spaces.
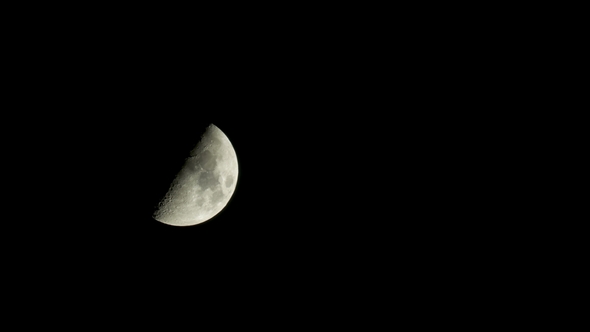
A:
153,124,238,226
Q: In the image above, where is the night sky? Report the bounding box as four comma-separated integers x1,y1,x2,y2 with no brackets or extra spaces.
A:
5,8,501,322
18,31,431,266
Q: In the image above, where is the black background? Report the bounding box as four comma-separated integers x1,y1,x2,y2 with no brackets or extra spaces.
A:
11,17,396,252
3,6,514,323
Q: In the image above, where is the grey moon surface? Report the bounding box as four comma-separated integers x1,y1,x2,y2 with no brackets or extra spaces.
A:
153,124,238,226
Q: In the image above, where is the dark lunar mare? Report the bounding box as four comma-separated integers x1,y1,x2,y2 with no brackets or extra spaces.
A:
198,169,220,189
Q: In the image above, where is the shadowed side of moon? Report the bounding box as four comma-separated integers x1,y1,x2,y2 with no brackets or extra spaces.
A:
152,124,238,226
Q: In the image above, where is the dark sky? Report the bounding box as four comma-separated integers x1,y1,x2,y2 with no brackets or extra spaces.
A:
24,85,394,282
20,44,445,264
6,12,502,318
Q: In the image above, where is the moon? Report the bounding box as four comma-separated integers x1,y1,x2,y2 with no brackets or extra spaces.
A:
152,124,239,226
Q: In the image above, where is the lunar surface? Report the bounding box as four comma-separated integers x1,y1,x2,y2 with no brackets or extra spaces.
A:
153,124,238,226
